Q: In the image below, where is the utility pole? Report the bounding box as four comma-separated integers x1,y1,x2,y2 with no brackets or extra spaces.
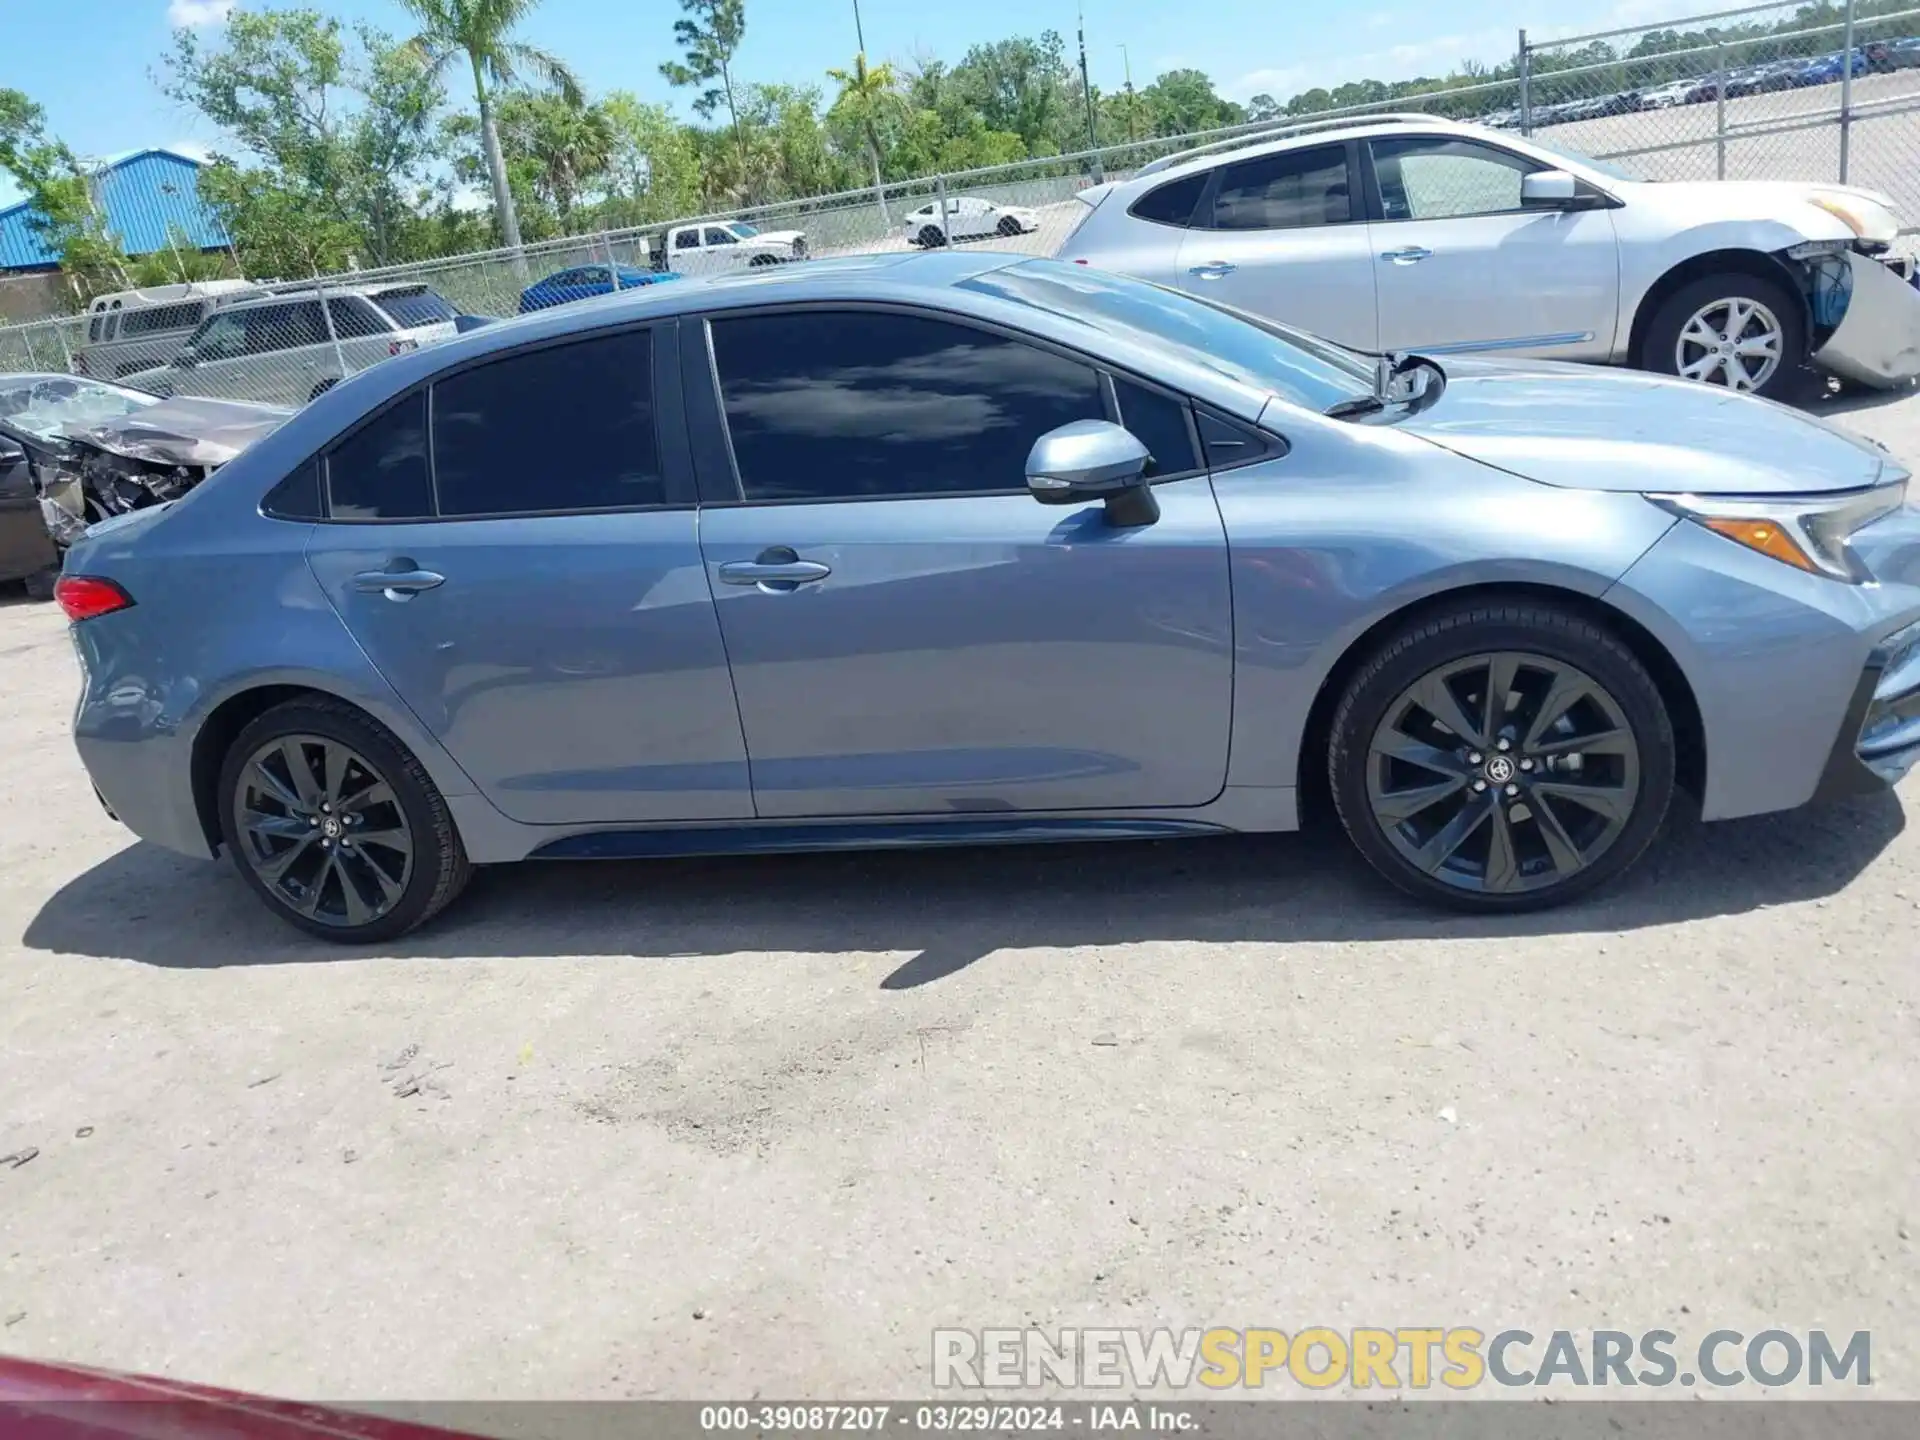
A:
1078,2,1100,173
1118,43,1137,143
852,0,866,53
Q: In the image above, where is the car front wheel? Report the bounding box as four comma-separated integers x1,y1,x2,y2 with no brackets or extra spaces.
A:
1641,270,1805,400
1329,602,1675,911
218,696,471,942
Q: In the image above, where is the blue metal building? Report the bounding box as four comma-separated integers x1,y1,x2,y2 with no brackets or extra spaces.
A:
0,149,231,273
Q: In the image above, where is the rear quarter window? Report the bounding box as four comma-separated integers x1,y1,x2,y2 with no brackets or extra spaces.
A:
372,288,457,328
1128,172,1209,227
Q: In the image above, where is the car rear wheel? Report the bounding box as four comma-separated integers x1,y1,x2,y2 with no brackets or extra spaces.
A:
997,215,1022,237
1328,602,1675,911
1641,271,1805,400
219,696,470,943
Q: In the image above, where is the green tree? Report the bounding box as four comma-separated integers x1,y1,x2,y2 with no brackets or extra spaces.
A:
0,88,131,305
597,91,702,222
661,0,750,187
950,33,1074,152
495,91,614,223
1138,69,1245,137
397,0,580,254
827,52,903,222
163,9,444,269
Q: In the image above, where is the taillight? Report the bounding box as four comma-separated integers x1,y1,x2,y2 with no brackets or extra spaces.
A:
55,575,135,622
388,338,418,357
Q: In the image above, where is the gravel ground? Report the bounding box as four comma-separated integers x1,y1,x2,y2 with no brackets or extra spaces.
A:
2,390,1919,1407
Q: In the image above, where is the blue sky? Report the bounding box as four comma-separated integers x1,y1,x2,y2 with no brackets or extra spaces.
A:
3,0,1723,206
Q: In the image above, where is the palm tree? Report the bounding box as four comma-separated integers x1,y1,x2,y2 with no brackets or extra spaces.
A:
397,0,581,254
827,52,901,226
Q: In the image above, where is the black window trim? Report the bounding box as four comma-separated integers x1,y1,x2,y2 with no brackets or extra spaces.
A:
1196,138,1367,233
297,316,696,525
691,300,1231,509
1195,405,1288,472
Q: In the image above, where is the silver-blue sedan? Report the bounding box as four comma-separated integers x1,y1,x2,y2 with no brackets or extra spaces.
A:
54,253,1920,941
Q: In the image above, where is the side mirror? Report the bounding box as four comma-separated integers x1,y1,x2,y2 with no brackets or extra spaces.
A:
0,435,26,469
1521,170,1580,208
1025,419,1158,527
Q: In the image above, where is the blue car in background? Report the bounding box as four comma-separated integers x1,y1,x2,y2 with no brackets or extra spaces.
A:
1794,49,1869,86
517,264,681,314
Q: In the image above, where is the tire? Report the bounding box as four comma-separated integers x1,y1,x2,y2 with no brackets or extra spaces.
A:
1328,601,1675,912
917,225,947,248
748,253,779,267
218,695,471,943
1639,270,1806,401
22,567,58,602
308,377,339,403
996,215,1022,237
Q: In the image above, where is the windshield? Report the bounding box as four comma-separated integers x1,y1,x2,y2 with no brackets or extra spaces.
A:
726,222,761,239
1524,134,1643,183
961,260,1375,412
0,374,160,441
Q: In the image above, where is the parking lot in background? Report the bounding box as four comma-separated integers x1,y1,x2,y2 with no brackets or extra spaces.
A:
0,381,1915,1400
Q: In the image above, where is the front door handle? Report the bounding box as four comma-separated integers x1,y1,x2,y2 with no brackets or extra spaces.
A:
352,563,445,601
718,547,831,592
1381,246,1433,265
1187,261,1236,279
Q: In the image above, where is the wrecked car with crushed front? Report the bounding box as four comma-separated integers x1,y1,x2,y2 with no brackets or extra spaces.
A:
0,374,288,581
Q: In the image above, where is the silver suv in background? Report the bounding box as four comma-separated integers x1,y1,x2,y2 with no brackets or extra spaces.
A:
74,280,266,380
127,284,462,407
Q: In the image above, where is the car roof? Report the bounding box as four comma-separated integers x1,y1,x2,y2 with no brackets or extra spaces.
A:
1128,113,1482,185
215,283,434,312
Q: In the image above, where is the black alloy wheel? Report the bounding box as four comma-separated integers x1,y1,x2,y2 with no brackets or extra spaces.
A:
234,733,414,927
219,696,470,942
1329,605,1675,910
1365,652,1639,894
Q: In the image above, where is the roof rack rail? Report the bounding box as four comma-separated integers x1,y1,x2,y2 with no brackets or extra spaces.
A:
1133,112,1463,178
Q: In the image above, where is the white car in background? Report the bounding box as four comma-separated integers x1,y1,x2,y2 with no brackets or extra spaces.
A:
1638,80,1698,108
903,197,1041,247
1056,114,1920,400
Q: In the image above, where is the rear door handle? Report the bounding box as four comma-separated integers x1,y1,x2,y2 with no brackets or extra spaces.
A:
1187,261,1236,279
352,565,445,600
1381,246,1433,265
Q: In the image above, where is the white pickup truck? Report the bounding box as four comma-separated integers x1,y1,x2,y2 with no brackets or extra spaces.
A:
650,220,809,274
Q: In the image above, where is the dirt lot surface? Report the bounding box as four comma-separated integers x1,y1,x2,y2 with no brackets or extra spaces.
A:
2,389,1919,1407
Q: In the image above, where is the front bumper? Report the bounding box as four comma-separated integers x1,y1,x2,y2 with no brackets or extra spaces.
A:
1812,251,1920,388
1815,618,1920,798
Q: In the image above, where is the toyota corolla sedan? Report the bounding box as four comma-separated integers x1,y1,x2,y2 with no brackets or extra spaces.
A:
56,254,1920,942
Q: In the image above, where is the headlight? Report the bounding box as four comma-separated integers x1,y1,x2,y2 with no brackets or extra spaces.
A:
1649,479,1907,582
1809,191,1901,244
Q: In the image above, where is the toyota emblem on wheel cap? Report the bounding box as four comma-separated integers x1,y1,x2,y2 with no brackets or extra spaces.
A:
1485,755,1517,785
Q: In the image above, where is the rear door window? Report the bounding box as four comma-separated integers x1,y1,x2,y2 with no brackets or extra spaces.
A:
326,297,389,339
432,329,664,516
1208,144,1353,230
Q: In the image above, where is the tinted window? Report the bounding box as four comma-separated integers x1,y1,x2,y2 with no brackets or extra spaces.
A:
262,460,323,521
1371,137,1541,220
1129,172,1207,227
1112,377,1199,476
327,297,388,339
88,316,103,342
704,227,736,246
1210,144,1351,230
122,302,202,336
710,310,1105,503
244,302,326,356
373,287,457,328
674,229,699,250
433,330,664,516
327,391,433,520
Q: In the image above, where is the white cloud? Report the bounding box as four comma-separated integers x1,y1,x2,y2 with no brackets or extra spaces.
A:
167,0,234,28
1224,26,1511,102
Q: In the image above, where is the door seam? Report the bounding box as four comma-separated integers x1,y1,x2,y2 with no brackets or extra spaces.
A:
695,505,763,819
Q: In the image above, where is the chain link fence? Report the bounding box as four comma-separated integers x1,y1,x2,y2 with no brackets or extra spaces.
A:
2,0,1915,412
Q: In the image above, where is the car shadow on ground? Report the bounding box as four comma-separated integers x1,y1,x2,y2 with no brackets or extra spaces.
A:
22,791,1906,985
1810,382,1920,419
